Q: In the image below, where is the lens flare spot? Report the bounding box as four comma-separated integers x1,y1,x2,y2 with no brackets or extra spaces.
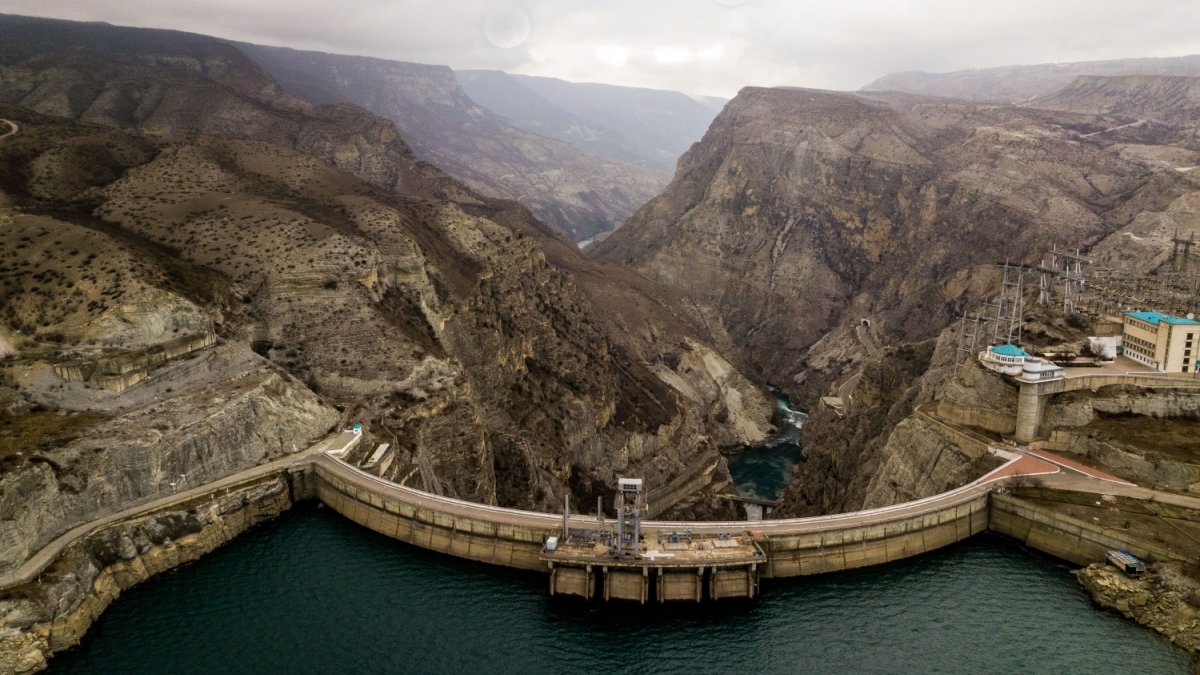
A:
483,1,531,50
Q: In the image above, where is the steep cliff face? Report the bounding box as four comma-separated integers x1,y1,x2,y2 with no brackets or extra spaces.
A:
776,340,944,515
595,86,1166,388
236,43,668,241
0,12,769,547
851,353,1011,510
0,366,336,572
596,82,1200,515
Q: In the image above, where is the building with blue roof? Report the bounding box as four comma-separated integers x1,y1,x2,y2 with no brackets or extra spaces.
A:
990,344,1028,358
1122,310,1200,373
978,343,1030,376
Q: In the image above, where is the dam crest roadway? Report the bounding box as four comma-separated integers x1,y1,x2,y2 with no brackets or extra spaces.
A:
5,418,1199,604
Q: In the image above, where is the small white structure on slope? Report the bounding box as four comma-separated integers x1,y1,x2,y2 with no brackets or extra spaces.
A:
1017,357,1063,383
978,343,1029,376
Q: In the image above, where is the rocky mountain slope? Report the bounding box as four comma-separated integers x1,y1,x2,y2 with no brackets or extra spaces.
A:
596,86,1186,386
235,43,667,242
459,71,724,173
0,16,772,579
595,83,1200,514
1032,75,1200,135
862,54,1200,103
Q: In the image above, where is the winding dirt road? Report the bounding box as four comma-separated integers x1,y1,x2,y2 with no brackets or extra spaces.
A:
0,118,18,141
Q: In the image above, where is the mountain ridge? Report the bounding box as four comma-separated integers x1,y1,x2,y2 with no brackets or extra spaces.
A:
235,42,669,242
862,53,1200,103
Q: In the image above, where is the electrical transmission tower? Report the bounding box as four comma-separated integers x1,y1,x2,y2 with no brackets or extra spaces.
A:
955,311,991,365
1173,231,1196,274
991,260,1026,345
955,260,1028,365
1038,247,1091,314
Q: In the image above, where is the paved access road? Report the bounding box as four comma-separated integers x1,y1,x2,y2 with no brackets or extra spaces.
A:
0,430,361,591
319,450,1003,537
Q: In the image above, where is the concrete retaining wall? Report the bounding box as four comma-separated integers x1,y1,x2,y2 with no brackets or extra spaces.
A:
988,492,1189,566
762,493,989,578
937,401,1016,436
314,464,552,571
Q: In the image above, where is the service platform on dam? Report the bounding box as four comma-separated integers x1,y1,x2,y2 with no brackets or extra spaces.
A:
539,478,766,602
541,530,765,603
540,529,765,570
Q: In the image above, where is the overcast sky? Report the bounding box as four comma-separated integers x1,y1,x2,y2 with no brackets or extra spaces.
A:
4,0,1200,98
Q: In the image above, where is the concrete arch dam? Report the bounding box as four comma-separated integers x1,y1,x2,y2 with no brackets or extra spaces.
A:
314,453,999,601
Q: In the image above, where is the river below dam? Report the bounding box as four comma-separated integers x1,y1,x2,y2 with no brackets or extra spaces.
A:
52,504,1190,674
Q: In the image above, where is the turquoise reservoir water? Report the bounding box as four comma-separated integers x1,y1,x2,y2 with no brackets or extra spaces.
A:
52,504,1190,674
728,442,803,500
728,394,806,503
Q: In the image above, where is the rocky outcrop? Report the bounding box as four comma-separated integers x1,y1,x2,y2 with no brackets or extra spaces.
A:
0,366,337,573
1045,386,1200,427
857,414,998,509
0,12,769,537
0,472,297,673
777,341,939,515
594,85,1167,391
1078,562,1200,657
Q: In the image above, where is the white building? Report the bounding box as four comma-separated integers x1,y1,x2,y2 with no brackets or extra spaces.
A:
1016,357,1064,383
978,343,1063,382
1122,311,1200,373
978,343,1029,376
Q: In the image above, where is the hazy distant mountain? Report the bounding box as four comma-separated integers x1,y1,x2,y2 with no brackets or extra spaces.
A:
489,74,724,171
1032,74,1200,128
863,54,1200,103
456,69,659,169
236,44,667,241
695,95,730,113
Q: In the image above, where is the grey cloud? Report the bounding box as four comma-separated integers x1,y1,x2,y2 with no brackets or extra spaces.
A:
2,0,1199,96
